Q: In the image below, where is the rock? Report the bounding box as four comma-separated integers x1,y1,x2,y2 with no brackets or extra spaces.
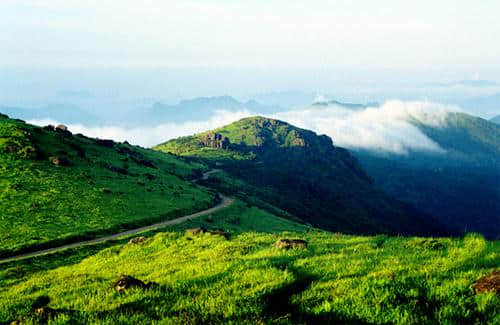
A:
185,227,229,238
128,236,148,244
113,275,156,292
186,227,207,236
55,124,72,136
50,156,70,166
275,239,308,250
55,124,68,132
474,270,500,294
201,133,230,149
207,229,230,239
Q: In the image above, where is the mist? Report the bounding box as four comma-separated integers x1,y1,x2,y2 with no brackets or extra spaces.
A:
274,100,456,154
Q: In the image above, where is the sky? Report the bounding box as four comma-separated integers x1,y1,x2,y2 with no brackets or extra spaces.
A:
2,1,499,147
1,0,500,80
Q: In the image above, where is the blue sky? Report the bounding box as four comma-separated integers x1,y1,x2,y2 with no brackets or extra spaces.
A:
1,0,499,80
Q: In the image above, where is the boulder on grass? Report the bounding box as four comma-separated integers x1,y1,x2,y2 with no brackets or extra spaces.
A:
113,275,156,292
207,229,230,239
55,124,68,132
128,236,148,245
474,270,499,294
55,124,72,136
275,239,308,250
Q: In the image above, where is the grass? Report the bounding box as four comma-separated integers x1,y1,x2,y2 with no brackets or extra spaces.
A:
0,201,498,324
0,114,216,256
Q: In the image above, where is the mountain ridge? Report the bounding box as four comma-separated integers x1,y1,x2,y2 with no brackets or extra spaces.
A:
156,116,450,236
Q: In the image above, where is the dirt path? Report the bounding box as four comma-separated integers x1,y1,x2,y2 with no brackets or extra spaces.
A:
0,169,232,264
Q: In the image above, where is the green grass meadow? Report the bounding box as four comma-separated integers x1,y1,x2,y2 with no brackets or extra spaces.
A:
0,201,498,324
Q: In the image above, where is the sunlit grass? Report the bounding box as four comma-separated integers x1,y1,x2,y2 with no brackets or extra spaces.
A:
1,209,497,324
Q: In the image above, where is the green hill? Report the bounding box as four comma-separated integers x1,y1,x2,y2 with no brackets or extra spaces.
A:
355,112,500,239
0,113,217,257
156,116,449,236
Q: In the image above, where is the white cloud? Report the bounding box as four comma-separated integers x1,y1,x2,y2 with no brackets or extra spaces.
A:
272,100,457,154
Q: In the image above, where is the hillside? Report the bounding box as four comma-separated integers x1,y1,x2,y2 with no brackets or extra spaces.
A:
156,116,449,236
355,112,500,239
491,114,500,124
1,202,497,324
0,113,217,257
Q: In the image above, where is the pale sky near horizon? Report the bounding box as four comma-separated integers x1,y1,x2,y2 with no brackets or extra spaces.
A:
1,0,499,81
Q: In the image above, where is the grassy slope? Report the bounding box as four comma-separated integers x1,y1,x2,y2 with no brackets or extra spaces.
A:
155,116,449,237
0,201,497,324
0,114,216,256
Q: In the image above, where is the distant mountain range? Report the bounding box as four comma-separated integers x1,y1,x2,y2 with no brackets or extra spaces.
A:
490,114,500,124
129,96,284,125
0,96,284,127
311,99,379,110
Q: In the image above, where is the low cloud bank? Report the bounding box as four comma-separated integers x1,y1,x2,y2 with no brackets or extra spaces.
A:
273,100,457,154
29,100,458,154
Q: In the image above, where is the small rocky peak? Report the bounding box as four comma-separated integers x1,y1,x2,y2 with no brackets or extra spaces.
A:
201,133,230,149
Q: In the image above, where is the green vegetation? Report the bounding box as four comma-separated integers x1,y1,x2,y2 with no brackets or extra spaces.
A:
0,201,497,324
156,116,449,237
1,114,498,324
356,112,500,239
0,114,216,256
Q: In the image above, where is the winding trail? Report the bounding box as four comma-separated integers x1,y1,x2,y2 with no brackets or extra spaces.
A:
0,169,233,264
